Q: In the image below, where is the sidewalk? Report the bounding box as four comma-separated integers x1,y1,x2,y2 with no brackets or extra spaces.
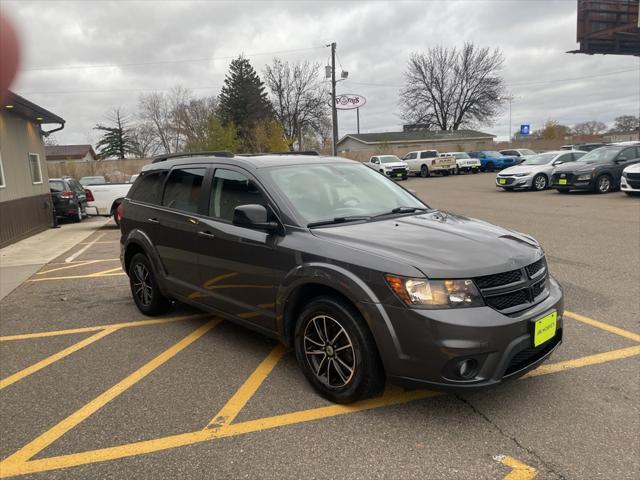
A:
0,217,111,300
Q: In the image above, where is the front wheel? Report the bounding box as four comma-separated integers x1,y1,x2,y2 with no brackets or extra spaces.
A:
532,174,548,191
595,175,612,194
129,253,171,316
294,296,384,404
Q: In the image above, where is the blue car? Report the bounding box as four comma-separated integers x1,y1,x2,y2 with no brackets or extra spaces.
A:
468,151,519,172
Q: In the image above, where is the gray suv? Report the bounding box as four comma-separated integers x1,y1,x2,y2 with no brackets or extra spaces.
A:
120,152,564,403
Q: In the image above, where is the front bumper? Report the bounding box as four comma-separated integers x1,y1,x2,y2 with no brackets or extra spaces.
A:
621,176,640,193
383,169,408,180
360,276,564,392
496,175,532,189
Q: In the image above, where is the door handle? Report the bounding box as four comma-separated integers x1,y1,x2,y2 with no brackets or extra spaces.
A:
147,217,160,224
197,231,216,239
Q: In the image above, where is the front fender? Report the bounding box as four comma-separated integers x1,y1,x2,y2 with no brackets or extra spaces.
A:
276,262,408,364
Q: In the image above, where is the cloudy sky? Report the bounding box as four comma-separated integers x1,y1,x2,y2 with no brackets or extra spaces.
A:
3,0,639,145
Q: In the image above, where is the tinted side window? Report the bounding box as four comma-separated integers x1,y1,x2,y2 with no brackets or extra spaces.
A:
617,147,639,161
571,152,585,161
162,168,206,214
130,171,168,205
420,151,436,159
209,169,268,222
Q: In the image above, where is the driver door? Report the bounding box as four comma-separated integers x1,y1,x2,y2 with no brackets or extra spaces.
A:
613,147,640,179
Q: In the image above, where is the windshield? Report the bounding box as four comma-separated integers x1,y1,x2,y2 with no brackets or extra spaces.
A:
452,152,470,159
49,180,64,192
522,153,558,165
80,176,106,186
576,147,619,163
379,155,402,164
267,163,426,225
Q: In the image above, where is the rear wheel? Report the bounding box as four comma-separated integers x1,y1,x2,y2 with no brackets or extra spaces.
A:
129,253,171,316
420,165,430,178
595,175,612,194
294,296,384,404
532,174,548,191
73,205,82,223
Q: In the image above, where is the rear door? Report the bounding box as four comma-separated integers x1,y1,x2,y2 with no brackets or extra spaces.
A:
195,166,290,332
153,166,208,298
612,147,640,182
68,179,87,208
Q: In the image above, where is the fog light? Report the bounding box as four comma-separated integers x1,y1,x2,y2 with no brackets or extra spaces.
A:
457,359,478,379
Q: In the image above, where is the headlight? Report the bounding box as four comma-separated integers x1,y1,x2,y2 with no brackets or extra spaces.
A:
514,172,531,177
576,173,592,181
386,275,484,308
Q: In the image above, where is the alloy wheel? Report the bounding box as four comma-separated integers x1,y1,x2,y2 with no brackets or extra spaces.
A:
133,262,153,307
598,176,611,193
303,314,356,388
534,175,547,190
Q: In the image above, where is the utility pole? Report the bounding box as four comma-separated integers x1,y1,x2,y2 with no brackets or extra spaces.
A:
329,42,338,156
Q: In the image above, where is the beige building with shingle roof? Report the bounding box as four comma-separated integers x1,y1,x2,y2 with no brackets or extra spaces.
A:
337,129,496,161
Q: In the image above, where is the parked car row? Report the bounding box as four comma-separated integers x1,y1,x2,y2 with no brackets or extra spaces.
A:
496,144,640,195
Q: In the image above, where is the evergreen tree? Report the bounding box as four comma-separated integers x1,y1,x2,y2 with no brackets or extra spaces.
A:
218,56,273,149
94,109,135,159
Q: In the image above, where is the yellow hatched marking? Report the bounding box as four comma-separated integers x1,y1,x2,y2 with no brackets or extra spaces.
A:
47,258,119,266
564,310,640,343
204,344,287,429
28,267,126,282
0,328,119,390
0,319,219,469
37,260,105,275
495,455,538,479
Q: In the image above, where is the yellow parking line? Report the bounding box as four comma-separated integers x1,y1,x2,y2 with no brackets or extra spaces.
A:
47,258,119,266
496,455,538,479
2,345,637,478
28,268,126,282
564,310,640,343
37,260,104,275
0,328,119,390
1,319,219,468
524,345,640,378
77,241,118,245
204,344,287,429
0,313,207,342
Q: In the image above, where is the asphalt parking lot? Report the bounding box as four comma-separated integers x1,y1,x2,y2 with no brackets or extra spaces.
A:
1,172,638,480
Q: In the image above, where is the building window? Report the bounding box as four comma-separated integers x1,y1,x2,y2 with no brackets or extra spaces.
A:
28,153,42,184
0,152,5,188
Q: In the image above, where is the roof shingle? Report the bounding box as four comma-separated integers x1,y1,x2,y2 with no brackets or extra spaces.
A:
338,129,495,145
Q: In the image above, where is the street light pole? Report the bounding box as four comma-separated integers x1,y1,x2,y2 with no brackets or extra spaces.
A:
328,42,338,156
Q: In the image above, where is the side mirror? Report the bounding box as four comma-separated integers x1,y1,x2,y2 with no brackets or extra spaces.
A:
233,204,279,232
552,160,562,166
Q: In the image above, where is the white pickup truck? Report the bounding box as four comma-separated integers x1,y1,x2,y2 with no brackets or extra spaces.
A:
402,150,457,177
84,183,132,226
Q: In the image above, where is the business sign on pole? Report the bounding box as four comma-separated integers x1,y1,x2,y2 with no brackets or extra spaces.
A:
520,124,531,136
335,94,366,110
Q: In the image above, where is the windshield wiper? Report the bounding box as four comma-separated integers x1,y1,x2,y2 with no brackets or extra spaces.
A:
373,206,431,218
307,216,372,228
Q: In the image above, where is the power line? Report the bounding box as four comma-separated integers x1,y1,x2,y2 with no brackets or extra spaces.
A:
22,46,326,72
343,67,638,89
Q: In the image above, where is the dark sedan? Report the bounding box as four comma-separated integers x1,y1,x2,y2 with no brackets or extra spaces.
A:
551,145,640,194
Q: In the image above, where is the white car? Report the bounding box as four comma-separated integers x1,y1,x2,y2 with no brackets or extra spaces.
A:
499,149,536,164
621,163,640,196
496,150,586,191
366,155,408,180
444,152,481,174
83,182,133,226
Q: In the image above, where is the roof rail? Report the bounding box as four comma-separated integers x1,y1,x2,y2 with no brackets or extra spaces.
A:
151,151,234,164
238,150,320,157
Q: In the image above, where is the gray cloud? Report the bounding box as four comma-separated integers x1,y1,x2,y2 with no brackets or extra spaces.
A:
4,0,639,145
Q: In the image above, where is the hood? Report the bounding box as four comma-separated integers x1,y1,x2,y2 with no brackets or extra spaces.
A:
311,211,543,278
499,164,548,175
553,161,597,173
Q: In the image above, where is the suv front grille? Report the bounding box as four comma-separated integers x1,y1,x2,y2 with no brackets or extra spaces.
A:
473,257,549,314
552,172,574,184
626,172,640,181
474,268,523,289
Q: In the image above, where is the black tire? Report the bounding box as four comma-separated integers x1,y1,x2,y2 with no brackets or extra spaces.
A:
402,175,408,181
532,174,548,191
419,165,430,178
72,204,82,223
294,295,384,404
128,253,171,316
594,174,612,194
455,166,460,175
472,168,479,174
486,162,495,172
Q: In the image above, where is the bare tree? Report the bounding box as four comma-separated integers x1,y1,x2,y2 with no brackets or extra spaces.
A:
263,58,329,150
400,43,506,130
572,120,607,135
138,86,192,153
178,96,219,148
130,123,159,158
